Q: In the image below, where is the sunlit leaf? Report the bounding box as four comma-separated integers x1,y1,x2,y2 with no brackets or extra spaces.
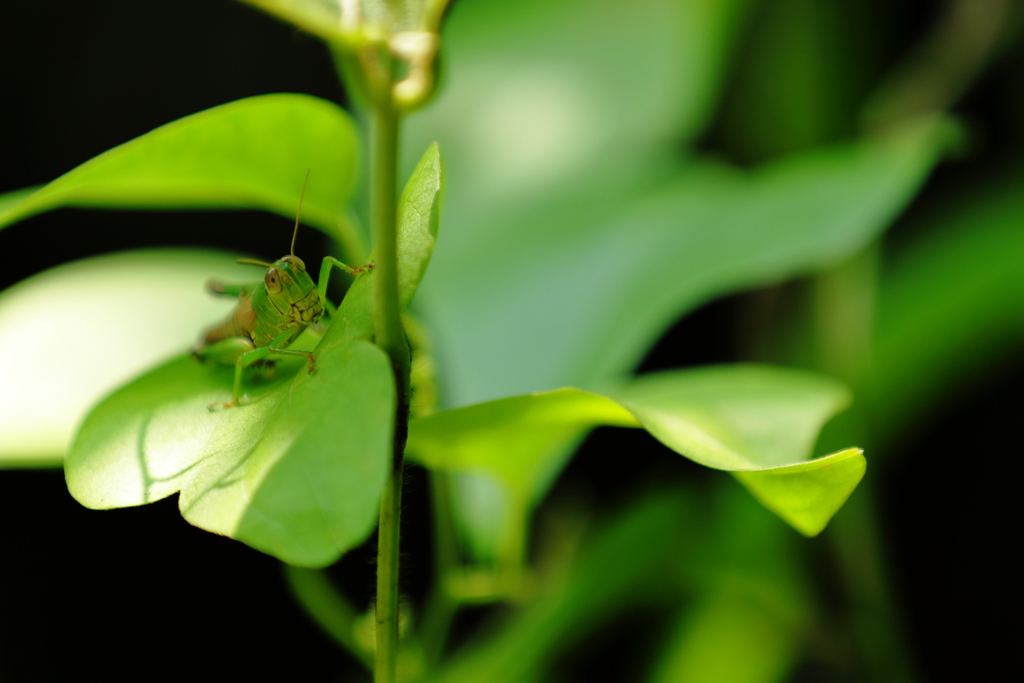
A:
66,333,394,568
620,366,850,470
408,365,864,538
0,250,255,466
0,94,363,256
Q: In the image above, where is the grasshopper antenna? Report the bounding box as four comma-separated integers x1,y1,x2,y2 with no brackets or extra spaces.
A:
291,169,311,258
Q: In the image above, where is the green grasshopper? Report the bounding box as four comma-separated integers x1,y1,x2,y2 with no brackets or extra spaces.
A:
197,172,372,408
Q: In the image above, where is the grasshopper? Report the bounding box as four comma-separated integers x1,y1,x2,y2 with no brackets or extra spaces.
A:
197,172,372,408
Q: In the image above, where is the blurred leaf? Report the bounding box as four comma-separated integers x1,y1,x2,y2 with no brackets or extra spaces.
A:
406,0,750,219
408,365,863,538
432,492,695,683
0,186,37,215
734,449,864,537
623,366,864,536
649,483,810,683
237,0,345,41
419,117,955,409
713,0,866,163
408,389,638,492
404,0,946,562
0,250,256,466
434,482,811,683
621,366,851,470
873,174,1024,437
66,334,394,568
0,94,362,256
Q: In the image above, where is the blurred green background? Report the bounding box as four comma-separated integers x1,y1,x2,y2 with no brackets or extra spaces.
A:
2,0,1022,680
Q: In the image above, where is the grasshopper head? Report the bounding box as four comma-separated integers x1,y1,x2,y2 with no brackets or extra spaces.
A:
264,255,315,304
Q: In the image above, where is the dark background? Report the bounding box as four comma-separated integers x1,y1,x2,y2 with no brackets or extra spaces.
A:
1,1,1021,680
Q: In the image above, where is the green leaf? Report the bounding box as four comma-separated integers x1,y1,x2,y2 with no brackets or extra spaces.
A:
0,250,257,466
405,0,750,218
408,388,637,492
733,449,865,537
0,94,362,256
397,142,443,308
306,141,444,343
408,365,864,538
405,0,947,561
66,333,394,568
620,365,851,471
419,117,954,409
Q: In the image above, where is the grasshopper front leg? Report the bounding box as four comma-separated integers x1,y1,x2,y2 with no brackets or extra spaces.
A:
317,257,374,304
227,329,315,407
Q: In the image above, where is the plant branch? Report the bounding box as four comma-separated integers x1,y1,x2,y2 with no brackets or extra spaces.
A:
371,101,410,683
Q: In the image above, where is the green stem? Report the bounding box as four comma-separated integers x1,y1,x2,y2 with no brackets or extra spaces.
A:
497,493,529,600
376,463,404,683
811,247,917,682
371,102,410,683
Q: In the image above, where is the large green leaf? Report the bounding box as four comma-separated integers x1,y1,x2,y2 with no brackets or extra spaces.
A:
0,250,255,466
67,333,394,567
405,0,750,221
417,118,953,409
0,94,363,256
404,0,947,564
408,365,864,538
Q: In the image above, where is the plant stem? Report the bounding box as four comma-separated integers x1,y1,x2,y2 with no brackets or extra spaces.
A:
371,102,410,683
812,247,917,682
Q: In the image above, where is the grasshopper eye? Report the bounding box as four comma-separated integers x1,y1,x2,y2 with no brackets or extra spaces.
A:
282,255,306,271
265,267,282,293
